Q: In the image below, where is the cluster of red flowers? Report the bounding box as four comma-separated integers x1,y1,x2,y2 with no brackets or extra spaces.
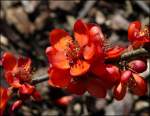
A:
46,19,149,99
0,53,41,116
0,19,149,116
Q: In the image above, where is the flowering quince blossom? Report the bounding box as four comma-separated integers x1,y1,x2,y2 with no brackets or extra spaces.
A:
128,21,150,43
46,19,125,98
1,52,42,114
128,21,150,49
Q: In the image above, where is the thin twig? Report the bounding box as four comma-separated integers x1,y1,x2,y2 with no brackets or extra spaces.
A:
120,48,150,61
31,74,48,85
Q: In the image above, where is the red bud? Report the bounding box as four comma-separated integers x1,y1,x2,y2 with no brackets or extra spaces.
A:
128,60,147,73
56,96,74,106
11,100,22,111
129,73,147,96
106,65,121,85
113,82,127,100
121,70,132,84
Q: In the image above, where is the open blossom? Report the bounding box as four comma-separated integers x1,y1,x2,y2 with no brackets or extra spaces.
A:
128,21,150,49
46,19,122,98
2,52,32,88
1,52,42,112
128,21,150,43
0,87,9,116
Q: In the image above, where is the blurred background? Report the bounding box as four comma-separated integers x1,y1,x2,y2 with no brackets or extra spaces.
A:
0,0,150,116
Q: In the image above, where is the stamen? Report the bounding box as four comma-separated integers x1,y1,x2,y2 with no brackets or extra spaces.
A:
13,67,31,83
66,40,81,64
128,77,136,90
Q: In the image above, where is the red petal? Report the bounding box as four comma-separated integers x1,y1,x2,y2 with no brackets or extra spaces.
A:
121,70,132,85
19,84,34,95
106,65,121,85
70,60,90,76
2,52,17,71
46,47,70,69
18,56,31,72
74,19,89,47
128,21,141,42
105,46,125,60
91,60,108,79
87,23,105,45
67,79,86,95
95,45,105,58
32,90,42,101
48,79,55,87
11,81,22,88
130,73,147,96
50,29,70,45
48,68,71,88
4,72,14,84
113,82,127,100
46,46,56,63
86,78,106,98
56,96,74,106
11,100,22,111
4,72,21,88
50,29,72,51
83,43,95,60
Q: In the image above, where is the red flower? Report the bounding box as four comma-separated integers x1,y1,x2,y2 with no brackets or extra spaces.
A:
2,52,31,88
46,19,120,98
1,52,42,101
0,87,10,116
128,21,150,44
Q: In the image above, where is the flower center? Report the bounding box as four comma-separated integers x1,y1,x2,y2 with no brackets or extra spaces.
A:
66,41,82,65
138,25,150,39
13,67,31,83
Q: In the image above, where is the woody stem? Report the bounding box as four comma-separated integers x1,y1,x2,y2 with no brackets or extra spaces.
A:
31,74,49,85
120,48,150,61
31,48,150,85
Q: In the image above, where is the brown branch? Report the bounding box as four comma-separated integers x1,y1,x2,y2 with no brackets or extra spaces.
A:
31,74,49,85
120,48,150,61
31,48,150,85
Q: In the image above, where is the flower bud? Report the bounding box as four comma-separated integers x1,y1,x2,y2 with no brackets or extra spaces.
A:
113,82,127,100
128,60,147,73
56,96,74,106
11,100,22,111
121,70,132,84
129,73,147,96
